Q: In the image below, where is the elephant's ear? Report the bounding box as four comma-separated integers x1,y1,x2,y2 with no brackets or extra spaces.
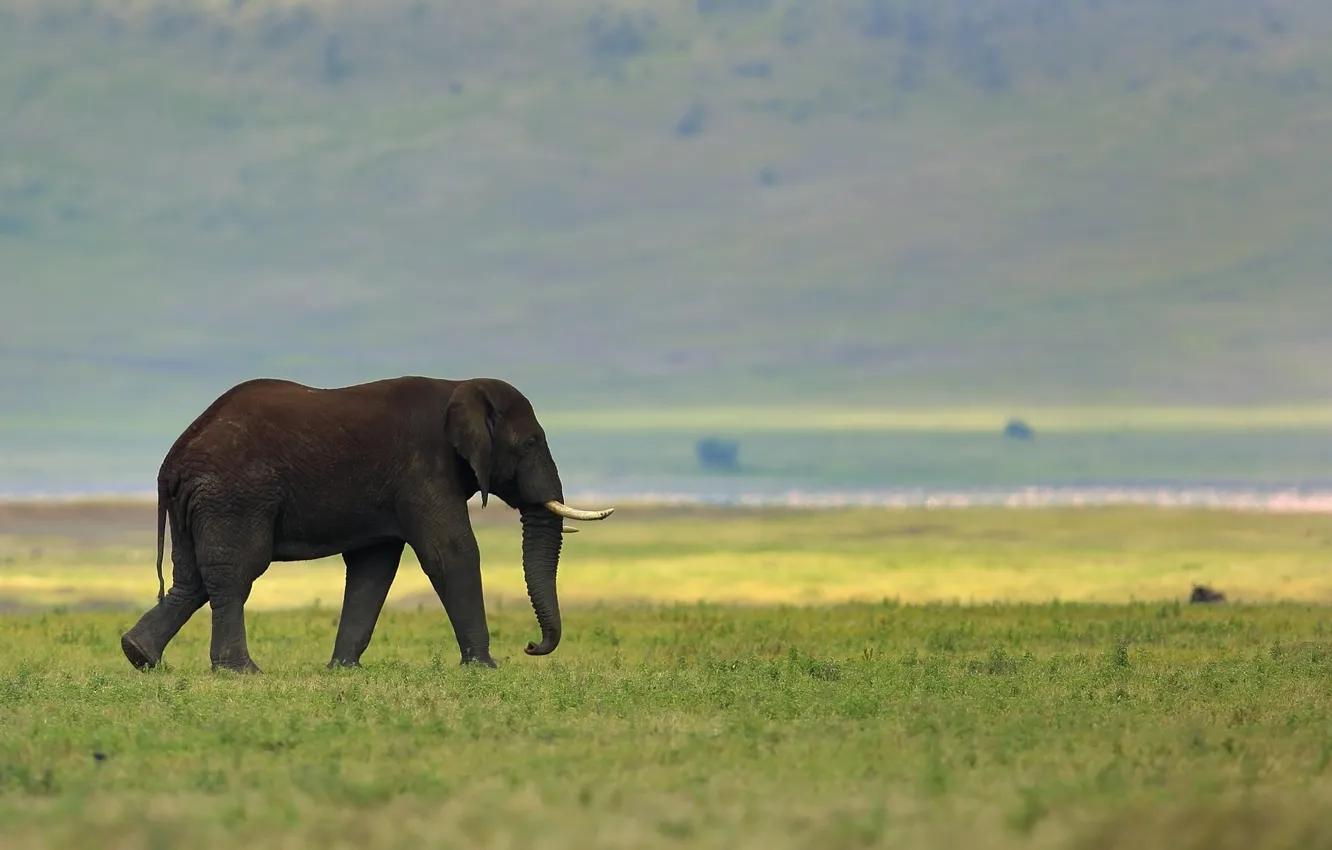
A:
445,381,496,507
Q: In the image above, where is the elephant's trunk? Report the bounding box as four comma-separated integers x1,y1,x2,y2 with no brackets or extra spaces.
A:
520,506,563,656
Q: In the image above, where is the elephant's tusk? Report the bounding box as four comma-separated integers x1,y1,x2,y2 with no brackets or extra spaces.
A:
561,526,578,534
543,500,615,521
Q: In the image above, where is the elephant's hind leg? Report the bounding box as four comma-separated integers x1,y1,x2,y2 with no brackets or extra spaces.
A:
206,578,263,674
328,540,405,669
196,517,273,674
121,586,207,670
121,540,208,670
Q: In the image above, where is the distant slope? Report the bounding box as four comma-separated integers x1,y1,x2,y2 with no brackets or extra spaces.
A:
3,0,1332,430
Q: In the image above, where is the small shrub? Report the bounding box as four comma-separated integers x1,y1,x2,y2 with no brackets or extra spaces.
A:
588,10,653,61
675,102,708,137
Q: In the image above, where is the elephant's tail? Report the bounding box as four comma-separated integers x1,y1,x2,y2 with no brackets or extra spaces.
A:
154,484,167,602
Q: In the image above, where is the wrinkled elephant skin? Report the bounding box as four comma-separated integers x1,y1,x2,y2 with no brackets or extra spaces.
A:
118,376,614,673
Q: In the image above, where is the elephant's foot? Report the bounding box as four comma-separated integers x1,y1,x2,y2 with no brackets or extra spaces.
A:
326,657,362,670
121,631,161,671
211,656,262,674
459,647,497,669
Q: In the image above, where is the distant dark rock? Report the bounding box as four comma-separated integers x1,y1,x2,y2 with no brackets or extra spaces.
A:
675,102,708,138
1003,418,1034,441
1189,584,1226,604
696,437,740,472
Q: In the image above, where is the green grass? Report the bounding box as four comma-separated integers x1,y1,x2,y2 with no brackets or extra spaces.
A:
6,602,1332,848
7,505,1332,612
6,506,1332,846
7,506,1332,847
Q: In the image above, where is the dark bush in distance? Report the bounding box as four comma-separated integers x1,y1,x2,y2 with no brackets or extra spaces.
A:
676,102,708,137
696,438,741,472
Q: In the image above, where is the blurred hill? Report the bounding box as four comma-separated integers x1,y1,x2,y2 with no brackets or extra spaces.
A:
3,0,1332,430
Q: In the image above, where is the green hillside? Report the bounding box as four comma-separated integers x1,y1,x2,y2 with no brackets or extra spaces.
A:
3,0,1332,430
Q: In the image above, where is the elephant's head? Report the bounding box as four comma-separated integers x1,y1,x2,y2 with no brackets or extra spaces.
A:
445,378,614,657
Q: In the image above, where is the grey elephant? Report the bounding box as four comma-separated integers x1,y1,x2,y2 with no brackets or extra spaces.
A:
118,375,614,673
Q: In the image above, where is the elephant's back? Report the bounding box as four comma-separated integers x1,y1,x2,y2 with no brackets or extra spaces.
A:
159,376,437,486
158,378,424,541
162,379,324,463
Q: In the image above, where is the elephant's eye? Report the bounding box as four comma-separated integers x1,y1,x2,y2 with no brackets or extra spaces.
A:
523,435,539,450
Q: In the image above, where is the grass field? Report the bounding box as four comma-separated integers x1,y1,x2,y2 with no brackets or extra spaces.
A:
6,503,1332,611
3,503,1332,848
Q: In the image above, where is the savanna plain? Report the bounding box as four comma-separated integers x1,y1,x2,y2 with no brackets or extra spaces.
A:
4,501,1332,849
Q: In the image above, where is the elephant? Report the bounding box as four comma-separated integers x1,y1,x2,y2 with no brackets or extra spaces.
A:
118,375,614,673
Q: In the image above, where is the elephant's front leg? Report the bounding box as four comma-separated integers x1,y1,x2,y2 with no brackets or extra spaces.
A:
328,540,405,669
413,531,495,668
